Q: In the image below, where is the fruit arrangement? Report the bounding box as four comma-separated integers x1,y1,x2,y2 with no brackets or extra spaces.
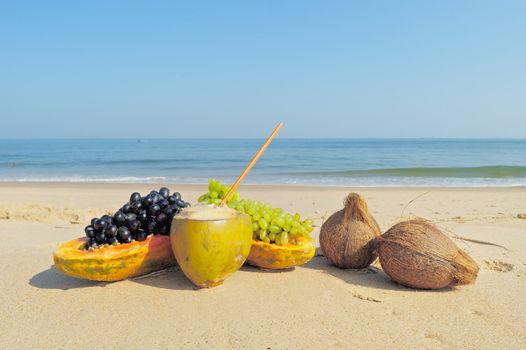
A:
198,179,315,269
53,187,189,281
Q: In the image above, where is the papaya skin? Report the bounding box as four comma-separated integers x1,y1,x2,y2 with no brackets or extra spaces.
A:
53,235,176,282
246,236,315,269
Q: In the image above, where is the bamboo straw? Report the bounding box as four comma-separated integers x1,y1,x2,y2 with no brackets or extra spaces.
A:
219,122,283,207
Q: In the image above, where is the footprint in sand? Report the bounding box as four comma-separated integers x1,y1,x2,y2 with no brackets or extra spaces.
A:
424,332,448,344
517,213,526,219
452,216,467,223
384,308,399,316
483,260,514,272
471,309,484,316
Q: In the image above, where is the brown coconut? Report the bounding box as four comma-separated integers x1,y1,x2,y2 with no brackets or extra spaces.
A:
375,219,479,289
319,193,381,269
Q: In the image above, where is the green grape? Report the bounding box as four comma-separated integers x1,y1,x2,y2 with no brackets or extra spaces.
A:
269,225,281,234
274,232,282,245
252,212,261,221
243,200,252,211
297,225,307,235
283,223,291,232
268,232,276,241
209,179,221,193
303,219,313,226
235,204,245,213
293,213,300,221
303,224,314,232
258,218,268,230
198,194,209,202
247,206,256,215
263,212,271,223
219,185,229,197
281,231,289,244
273,215,285,228
272,208,283,216
291,220,300,228
262,236,271,243
290,227,298,235
284,214,292,224
231,192,240,202
259,230,268,241
252,222,259,232
211,198,221,205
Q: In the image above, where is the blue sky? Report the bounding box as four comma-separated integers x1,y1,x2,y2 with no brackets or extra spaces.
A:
1,1,525,138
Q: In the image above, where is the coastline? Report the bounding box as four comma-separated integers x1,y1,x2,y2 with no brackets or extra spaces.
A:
1,180,525,190
1,182,525,348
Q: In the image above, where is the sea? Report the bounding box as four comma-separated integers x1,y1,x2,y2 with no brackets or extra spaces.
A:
0,139,525,187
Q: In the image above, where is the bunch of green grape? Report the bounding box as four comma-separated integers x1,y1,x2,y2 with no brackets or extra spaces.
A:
198,179,314,245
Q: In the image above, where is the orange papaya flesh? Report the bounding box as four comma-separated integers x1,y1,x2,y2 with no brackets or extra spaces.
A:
246,236,315,269
53,235,176,282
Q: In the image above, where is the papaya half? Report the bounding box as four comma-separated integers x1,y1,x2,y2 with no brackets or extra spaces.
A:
53,235,176,282
246,236,315,269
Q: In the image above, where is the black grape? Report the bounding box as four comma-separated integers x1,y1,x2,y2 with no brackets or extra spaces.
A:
105,225,118,237
130,192,141,203
113,211,126,223
137,210,149,222
149,204,161,216
134,229,147,241
159,187,170,198
156,213,167,224
85,226,95,238
128,219,141,231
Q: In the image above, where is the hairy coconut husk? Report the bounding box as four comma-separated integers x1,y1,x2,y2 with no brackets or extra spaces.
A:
319,193,381,269
375,219,479,289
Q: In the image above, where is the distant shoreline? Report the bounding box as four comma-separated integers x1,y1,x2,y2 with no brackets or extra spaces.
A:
1,181,524,190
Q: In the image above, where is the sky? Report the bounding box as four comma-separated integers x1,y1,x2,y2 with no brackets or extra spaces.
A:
0,1,525,138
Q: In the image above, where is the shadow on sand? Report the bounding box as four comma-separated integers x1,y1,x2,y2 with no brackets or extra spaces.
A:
29,266,105,290
129,266,197,291
29,265,197,291
241,264,296,274
30,257,454,292
302,256,454,293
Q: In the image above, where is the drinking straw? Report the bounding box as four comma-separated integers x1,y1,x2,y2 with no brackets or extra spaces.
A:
219,122,283,207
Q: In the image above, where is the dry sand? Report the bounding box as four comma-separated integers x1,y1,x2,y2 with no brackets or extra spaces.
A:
0,182,525,349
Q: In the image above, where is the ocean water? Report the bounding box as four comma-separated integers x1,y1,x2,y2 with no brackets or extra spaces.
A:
0,139,525,187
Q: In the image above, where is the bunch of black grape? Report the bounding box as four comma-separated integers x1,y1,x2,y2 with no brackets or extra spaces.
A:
84,187,189,250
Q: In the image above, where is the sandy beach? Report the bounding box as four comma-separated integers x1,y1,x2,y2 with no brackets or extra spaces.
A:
0,182,525,349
